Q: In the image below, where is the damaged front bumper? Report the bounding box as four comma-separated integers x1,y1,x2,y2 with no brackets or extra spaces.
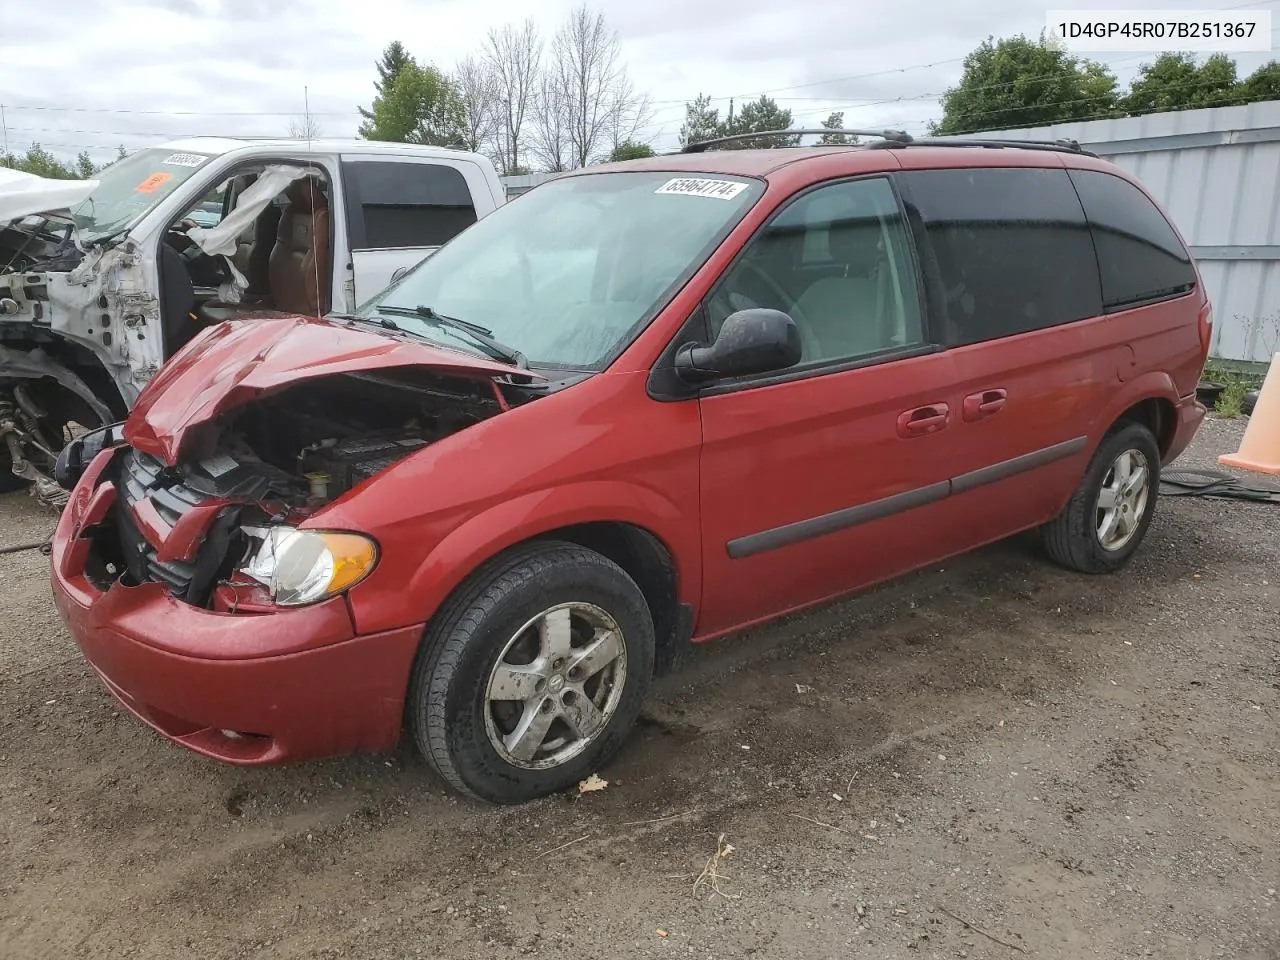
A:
49,442,423,765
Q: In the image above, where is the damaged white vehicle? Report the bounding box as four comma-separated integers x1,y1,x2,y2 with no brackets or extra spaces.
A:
0,137,506,506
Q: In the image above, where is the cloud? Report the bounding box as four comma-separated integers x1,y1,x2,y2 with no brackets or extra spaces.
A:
2,0,1274,164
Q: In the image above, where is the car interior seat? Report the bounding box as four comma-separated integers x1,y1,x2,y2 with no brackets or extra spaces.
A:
229,195,283,301
792,216,892,359
268,176,331,316
158,243,197,356
244,200,282,299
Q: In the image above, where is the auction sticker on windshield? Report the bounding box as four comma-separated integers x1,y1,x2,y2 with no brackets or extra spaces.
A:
163,152,208,167
655,178,748,200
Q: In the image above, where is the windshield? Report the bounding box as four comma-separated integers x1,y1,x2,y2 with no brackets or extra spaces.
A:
71,148,214,242
361,171,763,370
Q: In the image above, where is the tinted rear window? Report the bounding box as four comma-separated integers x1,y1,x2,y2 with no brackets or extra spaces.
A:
1067,169,1196,309
343,160,478,249
899,167,1102,345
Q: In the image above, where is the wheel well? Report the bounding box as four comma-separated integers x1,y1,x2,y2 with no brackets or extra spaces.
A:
3,337,128,422
1115,397,1176,457
532,522,686,676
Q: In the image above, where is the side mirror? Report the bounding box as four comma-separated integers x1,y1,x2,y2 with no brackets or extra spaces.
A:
674,308,802,383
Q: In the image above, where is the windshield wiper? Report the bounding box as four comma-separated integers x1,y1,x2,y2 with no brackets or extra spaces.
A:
375,303,527,368
86,223,133,249
330,311,401,331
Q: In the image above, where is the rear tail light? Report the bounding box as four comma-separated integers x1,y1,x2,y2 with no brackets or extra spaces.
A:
1197,301,1214,360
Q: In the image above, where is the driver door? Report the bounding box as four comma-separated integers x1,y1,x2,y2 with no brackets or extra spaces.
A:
695,176,966,636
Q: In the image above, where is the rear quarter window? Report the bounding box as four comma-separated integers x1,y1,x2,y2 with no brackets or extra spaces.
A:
1066,169,1197,310
343,160,478,250
898,166,1102,346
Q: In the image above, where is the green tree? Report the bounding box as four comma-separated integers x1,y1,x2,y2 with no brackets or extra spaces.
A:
933,34,1120,134
358,41,414,125
607,141,655,161
75,151,96,179
1242,60,1280,102
1123,53,1244,114
359,61,467,146
720,95,799,148
679,93,722,147
0,144,76,179
819,111,858,144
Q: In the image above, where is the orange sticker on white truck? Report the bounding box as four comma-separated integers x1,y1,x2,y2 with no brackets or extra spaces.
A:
134,172,173,194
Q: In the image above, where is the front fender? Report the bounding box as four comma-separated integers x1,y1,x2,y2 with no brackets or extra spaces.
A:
344,480,701,636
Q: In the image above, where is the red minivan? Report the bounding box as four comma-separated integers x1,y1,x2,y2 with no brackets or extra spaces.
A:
49,131,1211,803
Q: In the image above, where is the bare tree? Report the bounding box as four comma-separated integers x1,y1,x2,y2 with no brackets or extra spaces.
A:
287,114,323,140
529,76,571,172
454,54,499,155
604,74,654,154
483,18,542,174
542,5,648,169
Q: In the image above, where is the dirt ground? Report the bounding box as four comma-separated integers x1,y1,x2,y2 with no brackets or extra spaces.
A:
1,416,1277,960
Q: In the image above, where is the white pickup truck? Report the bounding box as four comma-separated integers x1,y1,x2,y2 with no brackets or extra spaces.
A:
0,137,506,504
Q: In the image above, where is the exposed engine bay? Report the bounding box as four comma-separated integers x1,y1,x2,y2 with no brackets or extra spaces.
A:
90,368,504,608
0,215,84,276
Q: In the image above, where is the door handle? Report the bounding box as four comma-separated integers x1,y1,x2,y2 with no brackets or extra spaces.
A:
962,389,1007,422
897,403,950,438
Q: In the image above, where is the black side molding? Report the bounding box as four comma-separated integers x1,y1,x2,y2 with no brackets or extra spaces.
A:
726,436,1090,560
727,481,950,560
950,436,1088,495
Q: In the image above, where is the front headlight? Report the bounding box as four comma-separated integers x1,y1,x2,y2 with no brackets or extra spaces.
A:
241,527,378,606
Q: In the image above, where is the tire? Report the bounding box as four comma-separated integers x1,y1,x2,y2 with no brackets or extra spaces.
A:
0,458,24,494
0,380,107,495
1041,421,1161,574
407,540,655,804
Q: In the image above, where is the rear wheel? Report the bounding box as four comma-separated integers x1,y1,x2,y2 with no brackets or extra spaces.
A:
407,541,655,804
1041,422,1161,574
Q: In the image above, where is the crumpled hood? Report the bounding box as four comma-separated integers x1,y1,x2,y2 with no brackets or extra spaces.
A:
0,167,97,226
124,314,540,463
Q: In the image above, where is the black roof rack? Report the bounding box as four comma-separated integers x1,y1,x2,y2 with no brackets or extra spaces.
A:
677,128,1096,158
679,128,913,153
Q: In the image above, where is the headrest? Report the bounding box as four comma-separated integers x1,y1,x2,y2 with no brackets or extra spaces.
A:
827,216,884,276
286,176,327,213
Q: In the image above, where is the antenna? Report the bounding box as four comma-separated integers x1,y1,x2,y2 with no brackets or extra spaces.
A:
302,84,315,148
303,84,324,320
1,104,8,159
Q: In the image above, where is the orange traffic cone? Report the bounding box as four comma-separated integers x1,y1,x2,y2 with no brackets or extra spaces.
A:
1219,352,1280,475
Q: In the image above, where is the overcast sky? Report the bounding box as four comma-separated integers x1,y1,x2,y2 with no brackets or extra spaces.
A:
0,0,1275,166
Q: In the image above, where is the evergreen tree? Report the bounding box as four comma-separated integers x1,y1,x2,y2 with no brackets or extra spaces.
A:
359,42,414,123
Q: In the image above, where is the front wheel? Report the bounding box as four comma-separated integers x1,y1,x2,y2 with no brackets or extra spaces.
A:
0,379,106,505
407,541,655,804
1041,421,1161,574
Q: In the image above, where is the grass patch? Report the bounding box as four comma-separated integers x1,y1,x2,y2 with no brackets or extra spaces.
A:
1203,364,1264,419
1215,381,1248,417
